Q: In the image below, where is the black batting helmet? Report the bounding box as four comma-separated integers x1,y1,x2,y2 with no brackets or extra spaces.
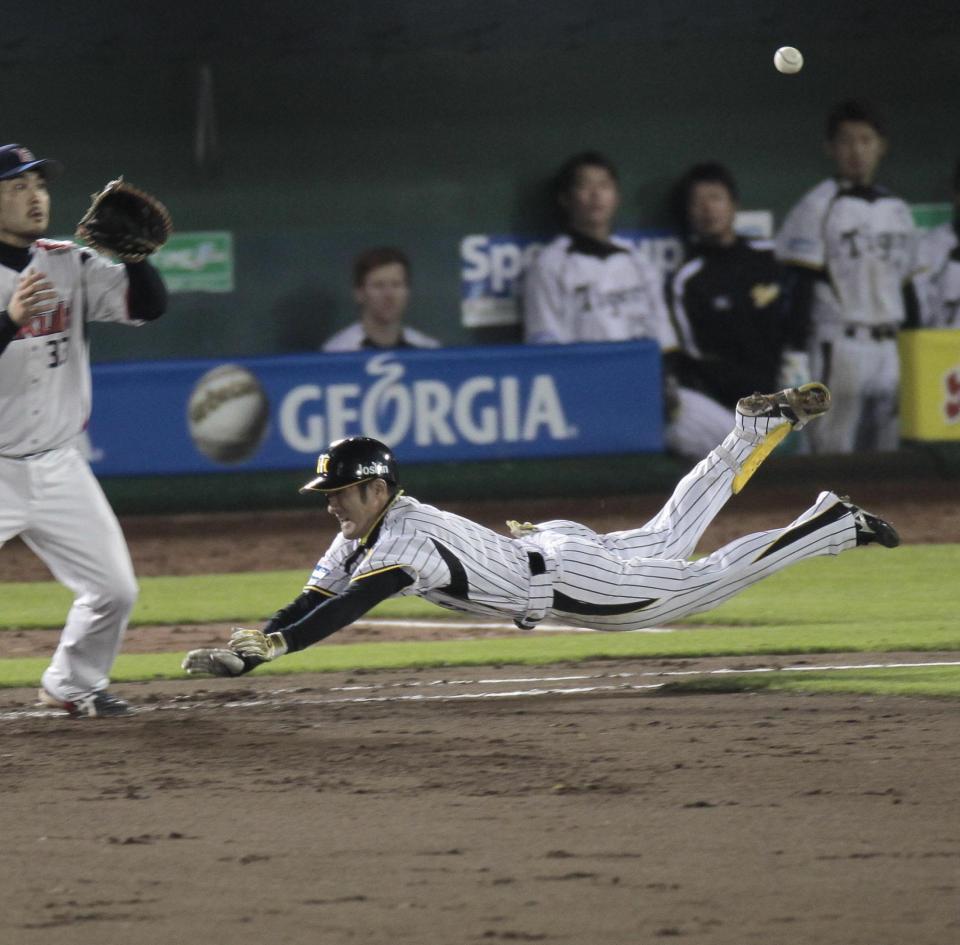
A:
299,436,399,494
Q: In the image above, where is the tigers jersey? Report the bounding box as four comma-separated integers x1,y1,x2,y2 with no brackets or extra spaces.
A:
523,230,677,348
300,418,862,636
0,240,139,457
914,221,960,327
775,179,917,336
306,494,537,623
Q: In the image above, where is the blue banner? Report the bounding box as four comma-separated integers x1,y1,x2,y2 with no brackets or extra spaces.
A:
87,342,663,476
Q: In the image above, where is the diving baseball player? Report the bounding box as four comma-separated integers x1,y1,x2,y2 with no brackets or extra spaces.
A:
183,383,899,678
776,100,919,453
522,151,730,460
0,144,168,718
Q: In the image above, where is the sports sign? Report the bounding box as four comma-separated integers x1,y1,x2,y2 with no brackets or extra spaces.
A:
88,341,664,475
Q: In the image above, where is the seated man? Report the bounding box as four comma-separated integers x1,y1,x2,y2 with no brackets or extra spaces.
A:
183,382,899,680
914,157,960,328
522,150,729,459
669,162,808,409
323,246,441,352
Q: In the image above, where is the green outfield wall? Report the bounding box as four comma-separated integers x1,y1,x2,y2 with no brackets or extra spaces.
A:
3,1,956,360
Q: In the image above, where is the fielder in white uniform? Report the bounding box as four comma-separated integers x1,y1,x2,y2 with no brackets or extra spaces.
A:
183,385,900,679
522,151,730,460
0,144,167,718
913,159,960,328
776,100,919,454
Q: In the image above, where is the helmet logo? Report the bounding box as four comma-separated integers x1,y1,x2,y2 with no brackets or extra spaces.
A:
317,454,330,474
356,462,389,477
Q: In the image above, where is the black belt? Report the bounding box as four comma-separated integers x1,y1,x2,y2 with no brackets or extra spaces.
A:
844,324,897,341
527,551,546,575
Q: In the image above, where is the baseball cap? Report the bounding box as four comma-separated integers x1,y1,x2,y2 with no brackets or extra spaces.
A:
0,144,63,181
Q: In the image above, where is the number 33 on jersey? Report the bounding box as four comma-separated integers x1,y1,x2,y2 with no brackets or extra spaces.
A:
0,239,146,456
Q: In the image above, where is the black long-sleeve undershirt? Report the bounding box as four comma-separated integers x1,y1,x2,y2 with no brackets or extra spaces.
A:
124,258,167,321
265,568,415,653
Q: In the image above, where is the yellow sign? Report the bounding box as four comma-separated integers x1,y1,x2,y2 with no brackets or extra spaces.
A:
899,329,960,440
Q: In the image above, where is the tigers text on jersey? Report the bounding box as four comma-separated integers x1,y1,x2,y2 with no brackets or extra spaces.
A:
775,179,917,334
914,221,960,327
0,240,139,457
522,230,677,347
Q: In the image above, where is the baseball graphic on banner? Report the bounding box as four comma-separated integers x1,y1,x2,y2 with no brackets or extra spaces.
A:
187,364,270,463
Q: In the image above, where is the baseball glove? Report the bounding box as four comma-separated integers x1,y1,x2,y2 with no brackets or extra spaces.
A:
182,628,289,677
75,178,173,262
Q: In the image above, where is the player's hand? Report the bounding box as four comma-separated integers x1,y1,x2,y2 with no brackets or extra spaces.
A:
228,627,288,666
8,271,58,325
182,647,248,677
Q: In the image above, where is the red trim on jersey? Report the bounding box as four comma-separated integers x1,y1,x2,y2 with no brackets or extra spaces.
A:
14,300,71,339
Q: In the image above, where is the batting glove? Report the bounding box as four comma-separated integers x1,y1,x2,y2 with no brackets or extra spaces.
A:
182,648,248,677
228,627,288,666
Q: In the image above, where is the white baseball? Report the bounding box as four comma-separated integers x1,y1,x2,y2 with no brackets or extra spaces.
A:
187,364,270,464
773,46,804,74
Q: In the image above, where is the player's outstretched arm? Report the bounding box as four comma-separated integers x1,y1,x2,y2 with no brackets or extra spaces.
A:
182,568,414,677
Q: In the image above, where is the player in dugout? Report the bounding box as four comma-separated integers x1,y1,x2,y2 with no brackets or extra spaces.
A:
183,382,899,679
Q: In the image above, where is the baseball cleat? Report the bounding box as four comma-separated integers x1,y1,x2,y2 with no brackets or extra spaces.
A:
839,500,901,548
736,382,832,431
38,687,134,718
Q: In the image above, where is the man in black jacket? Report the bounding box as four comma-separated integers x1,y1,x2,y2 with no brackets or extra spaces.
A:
668,162,808,409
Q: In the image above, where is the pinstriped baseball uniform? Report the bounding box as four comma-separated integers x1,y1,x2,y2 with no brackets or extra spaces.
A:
305,412,859,633
776,179,918,452
523,230,729,459
0,239,159,702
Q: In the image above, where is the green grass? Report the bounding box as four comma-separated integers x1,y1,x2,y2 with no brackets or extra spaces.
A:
0,570,444,630
659,663,960,699
2,544,958,698
3,545,958,632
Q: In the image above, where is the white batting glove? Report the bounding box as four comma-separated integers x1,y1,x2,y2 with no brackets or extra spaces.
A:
228,627,288,665
182,648,248,677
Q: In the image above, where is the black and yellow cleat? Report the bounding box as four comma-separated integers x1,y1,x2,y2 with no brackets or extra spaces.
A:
839,499,901,548
732,383,832,495
736,382,832,430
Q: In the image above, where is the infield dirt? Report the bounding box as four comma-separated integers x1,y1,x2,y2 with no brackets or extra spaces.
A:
1,480,958,944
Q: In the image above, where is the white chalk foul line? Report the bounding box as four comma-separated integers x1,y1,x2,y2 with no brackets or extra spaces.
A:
2,659,958,721
355,618,674,634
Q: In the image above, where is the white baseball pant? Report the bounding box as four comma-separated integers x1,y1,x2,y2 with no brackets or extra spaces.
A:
0,445,138,700
808,333,900,453
531,413,858,631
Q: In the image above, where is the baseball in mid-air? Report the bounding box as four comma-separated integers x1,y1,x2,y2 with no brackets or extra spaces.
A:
187,363,270,464
774,46,804,74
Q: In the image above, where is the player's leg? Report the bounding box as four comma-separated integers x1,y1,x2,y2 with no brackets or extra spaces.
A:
554,491,894,632
807,336,867,454
602,384,830,561
0,456,30,549
865,339,901,451
19,448,138,704
640,491,899,627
